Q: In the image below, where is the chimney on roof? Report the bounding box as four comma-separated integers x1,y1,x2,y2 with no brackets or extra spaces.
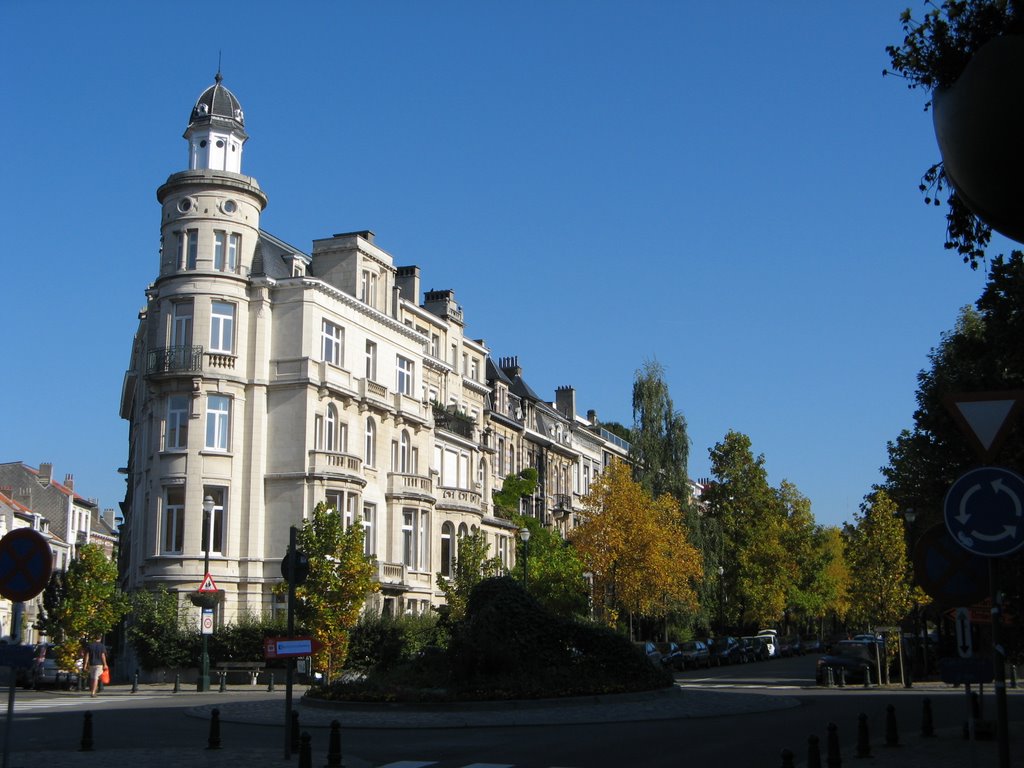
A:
499,356,522,378
587,409,598,425
38,463,53,486
555,386,576,419
64,474,74,491
395,265,421,304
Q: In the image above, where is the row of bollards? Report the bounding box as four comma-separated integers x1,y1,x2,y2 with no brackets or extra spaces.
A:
779,700,939,766
77,707,343,764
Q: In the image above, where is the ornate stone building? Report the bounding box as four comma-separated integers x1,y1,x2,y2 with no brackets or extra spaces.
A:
119,76,628,623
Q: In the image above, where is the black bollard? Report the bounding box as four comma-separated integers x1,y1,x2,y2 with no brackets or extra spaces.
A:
219,671,227,693
922,698,935,737
780,748,795,768
807,734,821,768
826,722,842,768
1010,664,1017,689
291,710,301,753
856,713,872,758
298,731,313,768
79,711,94,752
885,704,900,747
207,707,222,750
131,670,139,694
325,719,342,767
863,665,871,688
838,667,846,688
826,666,834,688
173,673,180,693
267,671,275,693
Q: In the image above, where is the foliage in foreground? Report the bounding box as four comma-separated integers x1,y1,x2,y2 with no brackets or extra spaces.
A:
317,577,671,702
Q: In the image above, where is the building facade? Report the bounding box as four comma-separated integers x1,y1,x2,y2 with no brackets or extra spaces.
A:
119,77,629,623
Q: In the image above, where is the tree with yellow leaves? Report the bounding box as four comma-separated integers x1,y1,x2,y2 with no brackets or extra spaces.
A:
571,460,702,633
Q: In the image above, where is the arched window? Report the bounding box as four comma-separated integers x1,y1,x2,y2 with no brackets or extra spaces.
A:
457,523,469,539
478,458,485,488
400,431,411,473
509,445,516,475
365,417,376,467
440,522,455,577
325,404,338,452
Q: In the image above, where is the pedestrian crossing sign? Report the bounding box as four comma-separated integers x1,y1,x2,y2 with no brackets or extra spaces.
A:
198,573,218,593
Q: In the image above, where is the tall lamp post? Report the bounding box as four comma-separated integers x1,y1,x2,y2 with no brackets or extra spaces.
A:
717,565,725,634
519,527,531,591
903,508,919,684
197,494,214,692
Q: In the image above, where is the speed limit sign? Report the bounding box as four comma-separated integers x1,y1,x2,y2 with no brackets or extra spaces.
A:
201,607,214,635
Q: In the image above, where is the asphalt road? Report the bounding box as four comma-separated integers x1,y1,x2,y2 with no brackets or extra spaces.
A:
4,654,1021,767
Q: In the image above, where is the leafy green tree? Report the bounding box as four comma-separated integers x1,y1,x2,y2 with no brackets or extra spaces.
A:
512,516,589,619
844,491,914,629
126,587,194,671
572,461,702,634
436,531,504,622
40,544,129,669
294,502,379,682
704,431,788,629
629,359,690,503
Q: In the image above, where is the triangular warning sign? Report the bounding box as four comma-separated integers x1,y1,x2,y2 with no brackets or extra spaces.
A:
945,390,1024,460
198,573,218,593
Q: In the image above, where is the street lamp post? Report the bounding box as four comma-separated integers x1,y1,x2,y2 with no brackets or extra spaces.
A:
197,494,214,692
717,565,725,633
519,527,531,591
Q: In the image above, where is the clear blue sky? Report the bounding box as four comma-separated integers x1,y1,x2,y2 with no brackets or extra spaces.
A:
1,2,1007,529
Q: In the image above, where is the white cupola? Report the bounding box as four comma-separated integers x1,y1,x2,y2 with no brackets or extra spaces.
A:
184,73,248,173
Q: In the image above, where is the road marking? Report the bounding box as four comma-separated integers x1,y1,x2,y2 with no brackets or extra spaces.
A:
9,695,166,712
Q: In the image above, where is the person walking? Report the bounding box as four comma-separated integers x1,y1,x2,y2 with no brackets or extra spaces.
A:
85,636,107,697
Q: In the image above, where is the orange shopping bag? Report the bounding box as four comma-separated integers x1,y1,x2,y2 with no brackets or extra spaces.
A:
100,667,110,685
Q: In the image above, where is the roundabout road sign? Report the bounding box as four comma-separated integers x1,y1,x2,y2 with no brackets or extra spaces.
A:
945,466,1024,557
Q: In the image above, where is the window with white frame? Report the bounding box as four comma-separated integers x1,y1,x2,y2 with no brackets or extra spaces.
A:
163,486,185,554
210,301,235,354
166,395,189,450
202,487,226,555
430,334,440,358
365,341,377,381
497,438,505,476
322,320,343,366
400,431,411,473
362,502,375,556
205,395,231,451
401,507,429,570
470,357,479,381
364,417,376,467
213,231,241,272
396,356,414,396
497,534,510,568
360,269,377,307
178,229,198,270
325,404,338,451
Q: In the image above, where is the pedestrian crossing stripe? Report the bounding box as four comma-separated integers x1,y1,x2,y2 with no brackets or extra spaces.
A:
376,764,515,768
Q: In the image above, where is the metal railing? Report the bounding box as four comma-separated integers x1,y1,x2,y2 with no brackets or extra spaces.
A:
147,346,204,375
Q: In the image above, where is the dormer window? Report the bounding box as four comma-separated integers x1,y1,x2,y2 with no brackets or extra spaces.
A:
360,269,377,308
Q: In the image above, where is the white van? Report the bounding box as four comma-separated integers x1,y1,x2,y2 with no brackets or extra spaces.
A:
755,629,779,658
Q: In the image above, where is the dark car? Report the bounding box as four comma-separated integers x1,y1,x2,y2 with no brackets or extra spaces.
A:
633,641,663,667
654,642,683,671
677,640,710,670
29,644,80,689
815,640,880,685
708,636,744,666
740,636,769,662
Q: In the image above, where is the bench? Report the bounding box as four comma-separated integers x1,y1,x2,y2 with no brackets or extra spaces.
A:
214,661,266,686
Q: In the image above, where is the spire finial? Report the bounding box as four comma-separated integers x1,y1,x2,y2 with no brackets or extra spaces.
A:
215,51,223,84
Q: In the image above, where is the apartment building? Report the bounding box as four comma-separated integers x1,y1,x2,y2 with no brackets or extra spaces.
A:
118,76,628,622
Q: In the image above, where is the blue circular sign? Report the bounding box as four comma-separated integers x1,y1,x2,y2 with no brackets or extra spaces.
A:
944,466,1024,557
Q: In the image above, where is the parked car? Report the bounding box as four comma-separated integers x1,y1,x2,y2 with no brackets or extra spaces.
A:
740,636,769,662
802,635,823,653
634,641,663,667
654,642,683,671
29,644,80,690
815,640,880,685
708,636,744,665
755,630,778,658
677,640,711,670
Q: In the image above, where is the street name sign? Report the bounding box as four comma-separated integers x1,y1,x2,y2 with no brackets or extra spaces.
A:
263,636,322,659
944,466,1024,557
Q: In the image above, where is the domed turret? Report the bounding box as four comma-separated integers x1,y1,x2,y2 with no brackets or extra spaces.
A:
184,73,249,173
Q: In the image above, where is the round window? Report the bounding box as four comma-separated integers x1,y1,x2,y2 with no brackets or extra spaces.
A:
177,198,193,213
199,140,207,148
216,140,225,148
222,200,237,214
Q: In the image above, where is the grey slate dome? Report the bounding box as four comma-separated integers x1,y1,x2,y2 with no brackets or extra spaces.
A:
189,73,246,132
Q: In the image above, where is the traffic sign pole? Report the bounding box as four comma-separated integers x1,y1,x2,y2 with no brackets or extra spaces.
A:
990,559,1010,768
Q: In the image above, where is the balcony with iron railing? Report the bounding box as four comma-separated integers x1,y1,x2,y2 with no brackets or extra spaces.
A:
147,345,204,376
432,403,475,440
